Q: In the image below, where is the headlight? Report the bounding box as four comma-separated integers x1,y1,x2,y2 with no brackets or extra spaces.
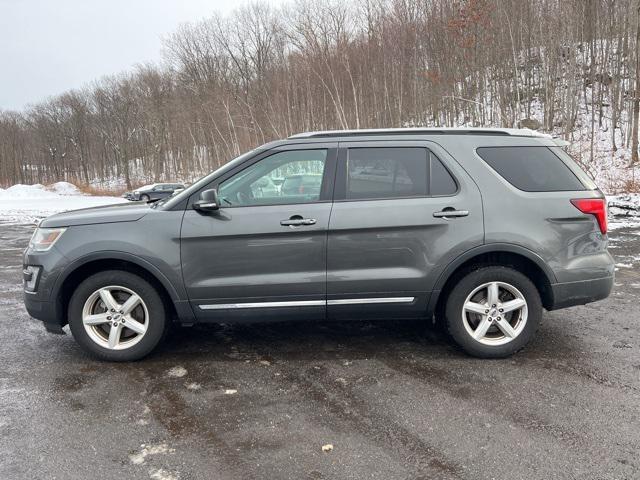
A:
134,191,140,195
29,227,66,252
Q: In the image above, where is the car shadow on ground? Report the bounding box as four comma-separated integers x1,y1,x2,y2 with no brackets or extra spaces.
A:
135,315,583,368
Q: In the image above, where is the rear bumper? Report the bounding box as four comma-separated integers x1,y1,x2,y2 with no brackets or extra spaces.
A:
549,275,614,310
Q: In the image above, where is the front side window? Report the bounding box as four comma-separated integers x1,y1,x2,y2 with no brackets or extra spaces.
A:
218,149,327,206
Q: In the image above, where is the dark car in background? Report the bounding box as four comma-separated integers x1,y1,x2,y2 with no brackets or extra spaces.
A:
123,183,184,202
280,174,323,197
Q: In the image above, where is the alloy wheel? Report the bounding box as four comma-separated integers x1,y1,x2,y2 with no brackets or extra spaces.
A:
461,281,528,346
81,285,149,350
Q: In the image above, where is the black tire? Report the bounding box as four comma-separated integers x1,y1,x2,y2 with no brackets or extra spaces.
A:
68,270,168,361
444,266,542,358
140,194,150,202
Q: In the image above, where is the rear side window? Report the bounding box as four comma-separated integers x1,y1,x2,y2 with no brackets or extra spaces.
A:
549,147,598,190
347,147,427,199
476,146,588,192
344,147,457,200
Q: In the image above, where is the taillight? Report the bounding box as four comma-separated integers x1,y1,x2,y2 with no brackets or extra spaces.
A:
570,198,607,234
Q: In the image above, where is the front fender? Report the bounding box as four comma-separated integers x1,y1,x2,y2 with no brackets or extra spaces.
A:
52,250,182,302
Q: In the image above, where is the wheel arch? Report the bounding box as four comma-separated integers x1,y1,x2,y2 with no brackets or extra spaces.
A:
428,243,556,317
54,251,187,326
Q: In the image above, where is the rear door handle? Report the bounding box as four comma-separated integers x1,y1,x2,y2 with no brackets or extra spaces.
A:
280,216,317,226
433,209,469,218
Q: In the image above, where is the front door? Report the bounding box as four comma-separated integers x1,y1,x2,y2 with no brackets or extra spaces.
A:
327,140,484,320
181,144,337,322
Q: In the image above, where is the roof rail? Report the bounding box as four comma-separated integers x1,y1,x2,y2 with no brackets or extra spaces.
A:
289,127,548,139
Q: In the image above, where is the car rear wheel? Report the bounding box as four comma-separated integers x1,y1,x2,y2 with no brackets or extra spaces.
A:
68,270,168,361
444,266,542,358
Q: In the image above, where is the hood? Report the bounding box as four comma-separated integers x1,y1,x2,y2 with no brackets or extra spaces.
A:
39,202,151,228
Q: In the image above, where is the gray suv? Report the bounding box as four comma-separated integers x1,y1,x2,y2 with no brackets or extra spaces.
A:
23,128,614,361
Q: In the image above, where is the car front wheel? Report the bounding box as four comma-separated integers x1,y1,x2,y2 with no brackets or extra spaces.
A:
445,266,542,358
68,270,168,361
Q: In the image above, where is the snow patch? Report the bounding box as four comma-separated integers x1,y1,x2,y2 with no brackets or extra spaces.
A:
148,468,178,480
47,181,81,196
0,184,57,199
608,194,640,229
0,182,125,224
129,443,175,465
166,366,187,378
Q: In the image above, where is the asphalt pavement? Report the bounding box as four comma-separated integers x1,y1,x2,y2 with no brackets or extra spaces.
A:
1,221,639,480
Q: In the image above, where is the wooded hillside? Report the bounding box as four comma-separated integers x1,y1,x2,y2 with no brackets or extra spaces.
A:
1,0,639,189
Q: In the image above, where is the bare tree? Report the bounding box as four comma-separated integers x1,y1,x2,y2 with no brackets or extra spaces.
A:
0,0,638,188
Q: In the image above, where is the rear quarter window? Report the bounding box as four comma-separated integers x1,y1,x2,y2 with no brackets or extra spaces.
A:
476,146,590,192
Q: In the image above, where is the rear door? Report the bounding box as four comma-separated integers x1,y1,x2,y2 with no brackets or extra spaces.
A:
327,140,484,319
181,143,337,322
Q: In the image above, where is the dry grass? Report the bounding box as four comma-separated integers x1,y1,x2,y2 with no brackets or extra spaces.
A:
67,177,152,196
616,176,640,194
76,184,124,196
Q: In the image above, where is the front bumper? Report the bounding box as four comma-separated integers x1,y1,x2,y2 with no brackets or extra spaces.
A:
24,293,65,333
549,275,614,310
23,243,67,331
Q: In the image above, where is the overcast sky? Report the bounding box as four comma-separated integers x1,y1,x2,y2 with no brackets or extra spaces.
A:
0,0,283,111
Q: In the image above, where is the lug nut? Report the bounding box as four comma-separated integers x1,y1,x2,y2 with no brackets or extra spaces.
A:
497,317,501,321
492,304,496,308
499,308,504,312
107,316,111,320
485,309,489,313
110,308,115,312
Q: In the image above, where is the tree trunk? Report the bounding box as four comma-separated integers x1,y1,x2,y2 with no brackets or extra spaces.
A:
632,0,640,165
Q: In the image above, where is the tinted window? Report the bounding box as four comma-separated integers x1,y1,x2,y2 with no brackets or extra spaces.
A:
281,175,323,196
549,147,597,190
476,146,587,192
218,149,327,206
346,147,428,199
430,153,457,195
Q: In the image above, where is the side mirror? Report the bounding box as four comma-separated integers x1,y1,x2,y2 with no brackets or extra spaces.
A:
193,188,220,212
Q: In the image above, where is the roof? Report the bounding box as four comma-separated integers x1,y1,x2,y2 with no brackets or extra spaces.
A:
289,127,550,139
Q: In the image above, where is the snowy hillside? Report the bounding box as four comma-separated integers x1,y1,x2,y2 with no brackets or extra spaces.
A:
523,99,638,194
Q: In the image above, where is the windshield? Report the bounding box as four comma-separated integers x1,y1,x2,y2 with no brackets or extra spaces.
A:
154,148,263,209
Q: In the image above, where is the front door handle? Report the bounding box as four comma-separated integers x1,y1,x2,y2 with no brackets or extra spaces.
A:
280,216,317,226
433,208,469,219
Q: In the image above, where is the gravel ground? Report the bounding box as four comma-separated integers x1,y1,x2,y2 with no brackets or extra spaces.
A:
0,222,639,480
